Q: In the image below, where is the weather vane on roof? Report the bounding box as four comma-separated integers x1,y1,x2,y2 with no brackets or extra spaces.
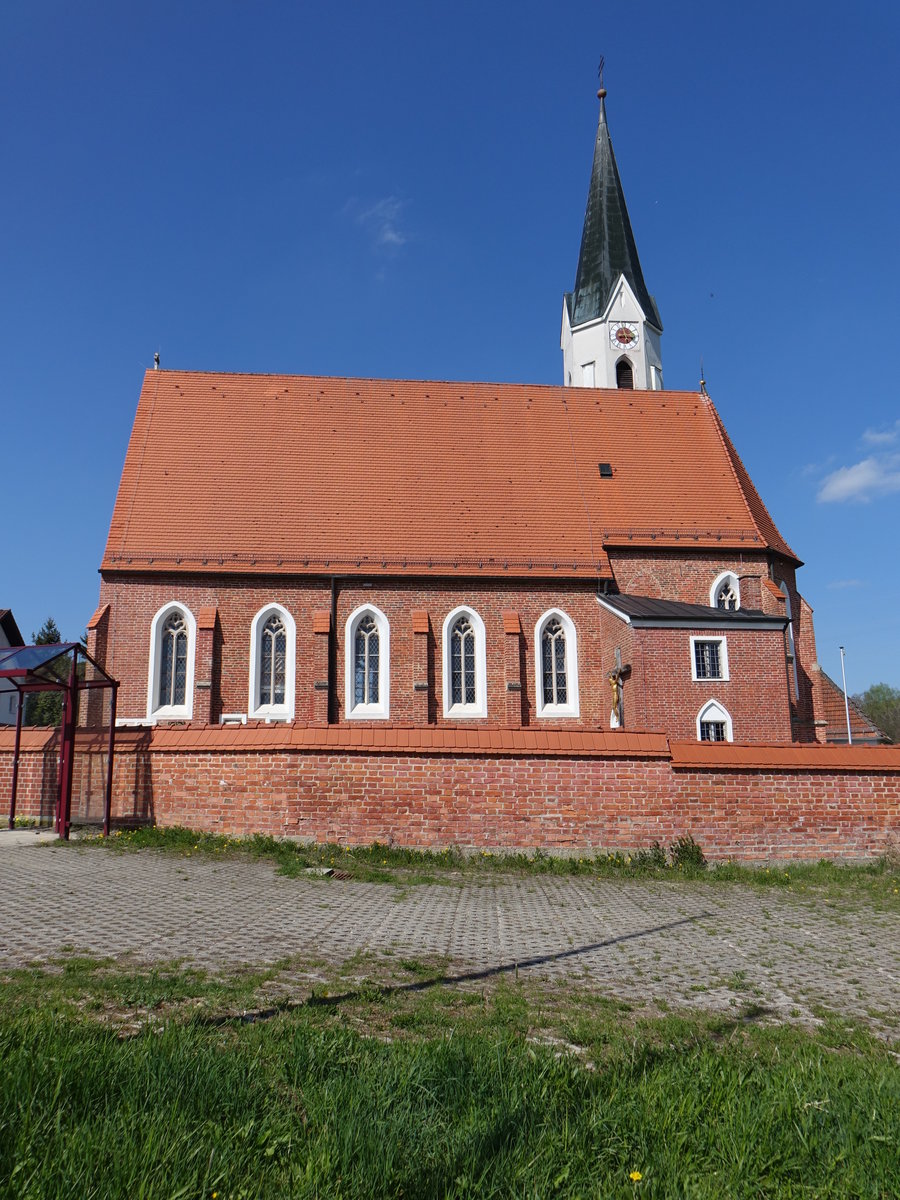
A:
597,56,607,100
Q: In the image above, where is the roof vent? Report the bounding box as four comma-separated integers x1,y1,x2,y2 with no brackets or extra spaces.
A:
598,462,613,478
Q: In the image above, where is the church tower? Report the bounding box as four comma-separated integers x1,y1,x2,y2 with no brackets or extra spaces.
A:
561,84,663,390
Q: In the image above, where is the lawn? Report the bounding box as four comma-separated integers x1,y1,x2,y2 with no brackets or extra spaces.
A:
1,955,898,1199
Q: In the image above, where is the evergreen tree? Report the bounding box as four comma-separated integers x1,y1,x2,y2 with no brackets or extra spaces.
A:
24,617,65,727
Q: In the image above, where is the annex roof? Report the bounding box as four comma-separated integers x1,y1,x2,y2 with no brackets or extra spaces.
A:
598,593,788,629
102,371,798,579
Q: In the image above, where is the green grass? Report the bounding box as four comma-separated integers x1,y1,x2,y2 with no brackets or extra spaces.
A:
67,824,900,904
1,959,898,1198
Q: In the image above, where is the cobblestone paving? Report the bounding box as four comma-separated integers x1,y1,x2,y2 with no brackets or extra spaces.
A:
1,843,897,1035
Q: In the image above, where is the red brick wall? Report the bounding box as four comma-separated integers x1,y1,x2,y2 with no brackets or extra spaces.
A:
635,626,792,743
3,729,898,862
97,569,799,743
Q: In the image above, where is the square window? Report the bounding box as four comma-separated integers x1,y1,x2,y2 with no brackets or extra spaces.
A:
690,637,728,681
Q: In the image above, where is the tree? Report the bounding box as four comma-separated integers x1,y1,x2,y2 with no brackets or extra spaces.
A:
852,683,900,744
24,617,65,727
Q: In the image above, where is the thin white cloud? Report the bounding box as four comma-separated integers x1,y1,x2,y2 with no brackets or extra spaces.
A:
862,419,900,446
817,453,900,502
826,579,865,590
345,195,410,251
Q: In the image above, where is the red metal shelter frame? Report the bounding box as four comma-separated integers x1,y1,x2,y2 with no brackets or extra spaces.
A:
1,643,118,839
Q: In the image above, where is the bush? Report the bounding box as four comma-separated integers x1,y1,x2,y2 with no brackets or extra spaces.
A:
669,834,707,870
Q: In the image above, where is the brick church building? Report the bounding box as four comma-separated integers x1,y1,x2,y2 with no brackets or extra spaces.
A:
89,87,825,750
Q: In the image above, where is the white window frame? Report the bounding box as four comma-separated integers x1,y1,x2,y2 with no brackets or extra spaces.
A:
710,571,740,611
534,608,580,718
442,606,487,719
147,601,196,721
344,604,390,720
581,361,595,387
696,699,733,742
690,635,729,682
248,603,296,721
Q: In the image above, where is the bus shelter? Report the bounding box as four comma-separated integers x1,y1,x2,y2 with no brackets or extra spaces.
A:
1,643,118,839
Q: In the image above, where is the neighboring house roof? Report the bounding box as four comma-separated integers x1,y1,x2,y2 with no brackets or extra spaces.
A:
102,371,798,579
598,593,788,629
565,95,662,332
817,669,890,744
0,610,24,647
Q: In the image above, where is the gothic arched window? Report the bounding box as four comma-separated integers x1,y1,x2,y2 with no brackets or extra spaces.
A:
710,572,740,611
344,605,390,719
259,614,287,707
159,612,188,709
147,602,196,720
442,607,487,718
697,700,733,742
616,358,634,389
534,609,579,717
249,604,296,720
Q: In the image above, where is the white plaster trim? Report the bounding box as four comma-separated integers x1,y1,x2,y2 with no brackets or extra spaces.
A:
598,274,647,326
147,601,196,721
596,595,631,623
710,571,741,611
696,699,733,742
248,603,296,721
442,606,487,719
690,635,729,682
534,608,580,718
344,604,390,720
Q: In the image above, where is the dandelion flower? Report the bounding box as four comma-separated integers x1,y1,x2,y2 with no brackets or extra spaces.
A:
629,1170,643,1182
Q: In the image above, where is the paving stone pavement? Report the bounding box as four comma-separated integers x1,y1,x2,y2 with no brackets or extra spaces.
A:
0,843,897,1036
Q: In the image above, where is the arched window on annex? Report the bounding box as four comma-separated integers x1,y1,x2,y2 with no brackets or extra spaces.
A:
778,580,800,701
147,602,197,721
534,608,580,718
615,357,634,389
442,606,487,719
344,604,390,720
697,699,733,742
248,604,296,721
710,571,740,611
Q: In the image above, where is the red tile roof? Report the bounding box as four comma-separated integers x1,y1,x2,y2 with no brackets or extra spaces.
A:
816,670,889,744
102,371,798,578
145,723,672,758
670,740,900,771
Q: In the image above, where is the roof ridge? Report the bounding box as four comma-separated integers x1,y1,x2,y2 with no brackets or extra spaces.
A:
705,398,799,564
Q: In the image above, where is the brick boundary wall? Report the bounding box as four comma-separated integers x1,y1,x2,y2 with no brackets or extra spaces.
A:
2,727,898,862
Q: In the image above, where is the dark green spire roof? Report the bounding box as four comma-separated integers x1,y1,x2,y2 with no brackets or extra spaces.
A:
567,95,662,331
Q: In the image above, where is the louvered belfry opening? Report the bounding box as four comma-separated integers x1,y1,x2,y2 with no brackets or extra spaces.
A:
616,358,634,389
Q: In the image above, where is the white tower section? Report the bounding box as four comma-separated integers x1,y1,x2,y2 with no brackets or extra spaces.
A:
561,276,663,390
562,88,663,391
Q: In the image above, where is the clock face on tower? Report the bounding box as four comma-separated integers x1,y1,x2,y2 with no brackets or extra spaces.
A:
610,322,639,349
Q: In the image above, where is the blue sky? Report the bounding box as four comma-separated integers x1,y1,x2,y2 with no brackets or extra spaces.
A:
2,1,898,694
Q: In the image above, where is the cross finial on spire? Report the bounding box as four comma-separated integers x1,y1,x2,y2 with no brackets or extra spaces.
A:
597,56,606,100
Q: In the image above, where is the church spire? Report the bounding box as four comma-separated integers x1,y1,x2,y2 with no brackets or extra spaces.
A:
570,89,661,331
561,80,664,390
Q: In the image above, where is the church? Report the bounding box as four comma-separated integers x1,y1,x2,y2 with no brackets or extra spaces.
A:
89,85,823,749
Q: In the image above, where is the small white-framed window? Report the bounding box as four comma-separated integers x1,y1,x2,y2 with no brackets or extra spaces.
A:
147,602,196,721
690,635,729,681
248,604,296,720
710,571,740,611
779,580,799,701
442,606,487,718
581,361,595,387
534,608,580,718
697,699,733,742
616,357,634,389
344,604,390,720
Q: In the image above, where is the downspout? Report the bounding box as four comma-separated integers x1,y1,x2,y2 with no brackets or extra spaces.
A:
328,576,338,724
